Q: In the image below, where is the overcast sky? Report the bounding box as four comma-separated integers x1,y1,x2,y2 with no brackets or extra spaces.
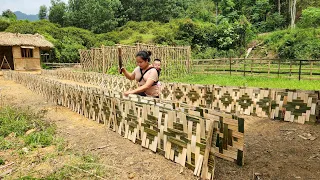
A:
0,0,68,15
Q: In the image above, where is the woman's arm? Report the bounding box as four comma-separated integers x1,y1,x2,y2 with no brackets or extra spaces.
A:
121,67,135,80
124,78,155,96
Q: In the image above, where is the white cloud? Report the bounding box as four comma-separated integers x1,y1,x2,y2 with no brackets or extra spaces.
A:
0,0,68,15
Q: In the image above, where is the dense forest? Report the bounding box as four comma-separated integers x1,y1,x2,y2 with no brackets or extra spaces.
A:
0,0,320,62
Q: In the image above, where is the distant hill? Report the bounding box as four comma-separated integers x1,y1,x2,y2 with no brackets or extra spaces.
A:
14,11,39,21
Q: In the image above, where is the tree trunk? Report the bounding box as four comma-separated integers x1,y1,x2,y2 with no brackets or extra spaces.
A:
289,0,297,29
278,0,281,14
215,2,219,25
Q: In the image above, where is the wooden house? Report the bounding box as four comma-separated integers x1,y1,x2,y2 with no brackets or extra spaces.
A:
0,32,53,71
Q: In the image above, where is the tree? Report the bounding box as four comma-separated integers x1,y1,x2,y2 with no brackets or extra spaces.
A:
213,0,221,24
48,0,67,26
68,0,122,33
289,0,297,28
2,9,17,20
39,5,48,20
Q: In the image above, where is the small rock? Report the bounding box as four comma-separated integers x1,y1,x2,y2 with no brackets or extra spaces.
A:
295,176,301,179
309,136,317,141
128,172,135,179
129,162,134,165
22,147,29,153
26,128,36,135
149,152,153,155
298,135,308,140
286,131,294,135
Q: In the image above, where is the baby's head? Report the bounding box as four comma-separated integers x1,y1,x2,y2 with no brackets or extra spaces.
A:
153,59,161,71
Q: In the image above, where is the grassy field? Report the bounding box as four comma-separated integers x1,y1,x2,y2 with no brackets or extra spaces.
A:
0,106,111,179
171,74,320,90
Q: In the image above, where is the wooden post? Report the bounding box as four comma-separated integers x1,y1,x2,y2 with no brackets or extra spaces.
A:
251,59,253,74
243,57,246,77
102,45,106,73
310,61,313,80
118,46,123,74
229,57,232,76
268,59,271,77
187,47,191,73
91,48,94,72
289,60,292,77
278,59,281,78
201,121,215,180
298,60,302,81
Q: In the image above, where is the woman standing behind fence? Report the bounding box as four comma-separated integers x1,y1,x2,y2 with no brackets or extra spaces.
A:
120,50,159,98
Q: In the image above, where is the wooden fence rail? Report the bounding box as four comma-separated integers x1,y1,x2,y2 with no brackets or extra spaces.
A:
193,58,320,80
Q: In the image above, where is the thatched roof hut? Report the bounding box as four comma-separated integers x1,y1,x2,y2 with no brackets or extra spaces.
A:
0,32,54,71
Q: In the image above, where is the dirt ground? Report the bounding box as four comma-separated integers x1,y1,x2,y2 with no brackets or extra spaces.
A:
0,76,319,180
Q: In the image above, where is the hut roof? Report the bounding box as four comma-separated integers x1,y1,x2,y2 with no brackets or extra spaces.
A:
0,32,54,48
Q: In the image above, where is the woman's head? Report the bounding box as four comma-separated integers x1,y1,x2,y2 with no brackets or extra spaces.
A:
136,50,152,69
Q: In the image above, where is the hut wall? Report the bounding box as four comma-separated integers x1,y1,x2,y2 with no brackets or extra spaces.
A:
0,46,14,69
13,46,41,70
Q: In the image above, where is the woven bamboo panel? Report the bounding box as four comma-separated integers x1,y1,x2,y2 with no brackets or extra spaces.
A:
270,89,318,124
5,71,247,179
40,70,319,124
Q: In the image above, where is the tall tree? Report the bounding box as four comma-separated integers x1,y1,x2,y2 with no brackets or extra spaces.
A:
39,5,48,20
289,0,297,28
48,0,67,26
214,0,221,24
2,9,17,20
68,0,122,33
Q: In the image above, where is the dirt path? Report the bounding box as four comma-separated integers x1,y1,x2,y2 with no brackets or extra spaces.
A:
1,76,320,180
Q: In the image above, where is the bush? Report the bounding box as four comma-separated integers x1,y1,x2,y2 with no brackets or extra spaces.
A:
259,28,320,59
0,19,10,31
298,7,320,29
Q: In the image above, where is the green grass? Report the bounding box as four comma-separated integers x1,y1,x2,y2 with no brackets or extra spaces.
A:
120,33,156,44
171,74,320,90
0,106,56,150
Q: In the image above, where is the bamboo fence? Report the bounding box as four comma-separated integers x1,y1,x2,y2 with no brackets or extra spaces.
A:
79,43,191,79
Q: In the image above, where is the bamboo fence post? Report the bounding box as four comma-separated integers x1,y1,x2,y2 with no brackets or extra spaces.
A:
278,59,281,78
289,60,292,77
251,59,253,74
229,57,232,75
243,57,246,77
102,45,105,73
310,61,313,80
268,59,271,77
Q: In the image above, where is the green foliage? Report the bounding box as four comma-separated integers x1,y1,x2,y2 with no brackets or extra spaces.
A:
66,0,122,33
0,136,14,150
5,20,112,63
2,9,17,20
0,18,11,31
259,28,320,59
0,158,4,165
39,5,48,20
24,127,55,148
298,7,320,28
49,0,67,26
0,106,59,152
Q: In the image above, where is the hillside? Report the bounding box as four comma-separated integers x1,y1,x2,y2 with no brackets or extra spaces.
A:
14,11,38,21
